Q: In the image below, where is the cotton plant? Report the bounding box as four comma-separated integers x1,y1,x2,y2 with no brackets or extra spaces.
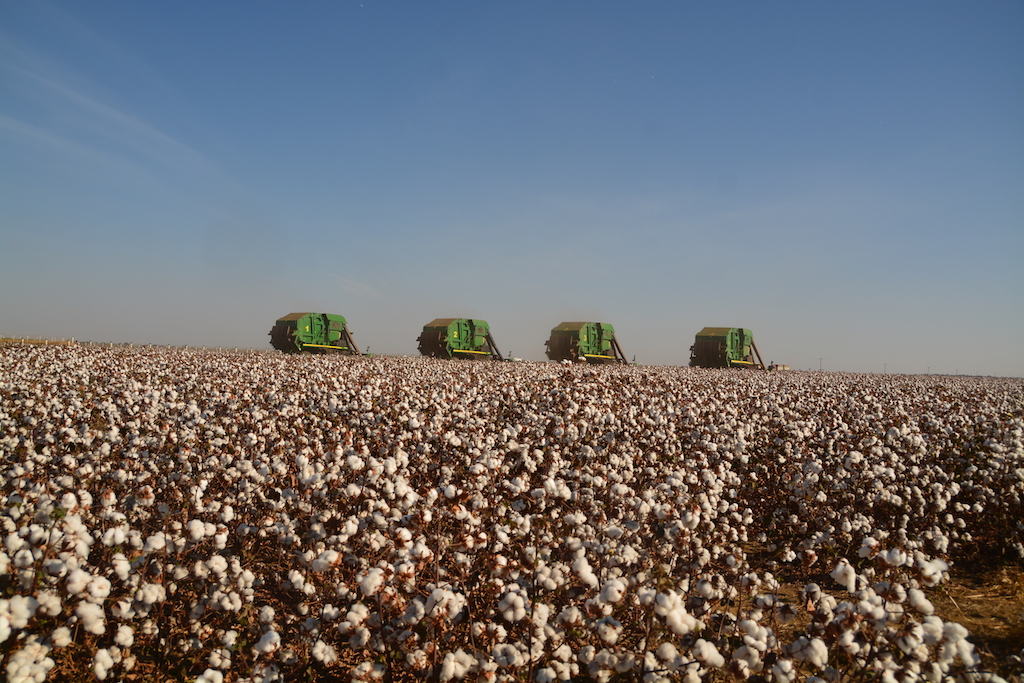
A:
0,344,1020,680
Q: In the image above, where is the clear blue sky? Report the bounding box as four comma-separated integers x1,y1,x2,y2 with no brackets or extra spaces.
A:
2,1,1022,375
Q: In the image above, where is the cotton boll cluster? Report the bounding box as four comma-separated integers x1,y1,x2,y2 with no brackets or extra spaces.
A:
0,344,1020,680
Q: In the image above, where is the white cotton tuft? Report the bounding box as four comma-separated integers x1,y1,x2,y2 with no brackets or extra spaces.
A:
791,636,828,670
572,557,599,589
196,668,224,683
599,578,627,604
93,648,114,680
312,640,339,664
360,568,385,596
907,588,935,615
253,629,280,655
693,638,725,668
76,601,106,635
830,559,857,593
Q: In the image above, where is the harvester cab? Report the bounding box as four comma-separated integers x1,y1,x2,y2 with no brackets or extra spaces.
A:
417,318,504,360
545,322,628,364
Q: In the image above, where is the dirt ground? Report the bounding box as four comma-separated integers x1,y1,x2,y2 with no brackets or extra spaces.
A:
933,564,1024,680
771,562,1024,681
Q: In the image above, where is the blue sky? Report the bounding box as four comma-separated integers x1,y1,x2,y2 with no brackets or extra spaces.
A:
2,1,1022,375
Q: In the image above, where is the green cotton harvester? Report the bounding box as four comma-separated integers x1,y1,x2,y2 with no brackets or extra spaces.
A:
689,327,765,369
544,322,627,364
416,318,504,360
269,312,361,354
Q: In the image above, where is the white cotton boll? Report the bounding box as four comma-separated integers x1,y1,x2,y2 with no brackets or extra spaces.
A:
772,658,796,683
956,638,979,668
564,512,586,526
360,568,385,596
253,630,280,656
193,561,210,580
535,667,557,683
830,559,857,593
102,527,125,547
401,599,426,626
5,533,24,555
896,623,924,655
0,616,10,645
351,661,386,680
498,589,527,622
50,626,72,648
738,619,771,653
313,550,340,572
657,642,679,663
187,519,206,541
918,558,949,587
654,590,684,617
208,649,229,669
882,548,909,567
492,643,525,669
573,557,599,589
115,625,134,648
908,588,935,615
206,555,228,576
595,616,622,644
599,578,627,604
65,569,91,596
339,603,370,633
196,668,225,683
791,637,828,670
289,570,306,591
693,639,725,668
643,653,668,683
86,576,112,603
5,637,56,681
259,606,276,624
137,583,166,606
13,548,33,570
558,606,582,626
312,641,339,664
666,608,698,636
93,648,114,680
111,553,131,581
439,651,470,682
349,627,371,649
681,509,700,530
76,601,106,635
143,533,167,553
8,595,40,629
35,591,61,618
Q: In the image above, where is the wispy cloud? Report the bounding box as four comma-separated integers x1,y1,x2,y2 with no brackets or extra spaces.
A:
2,64,234,192
1,14,242,203
330,274,384,299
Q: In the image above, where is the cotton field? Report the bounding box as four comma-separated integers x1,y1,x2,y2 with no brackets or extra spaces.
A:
1,344,1022,683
